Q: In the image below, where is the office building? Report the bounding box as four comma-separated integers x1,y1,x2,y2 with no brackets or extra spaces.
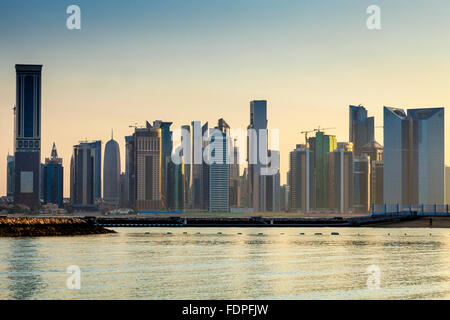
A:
70,141,98,210
446,166,450,204
265,150,280,212
7,154,14,198
308,131,337,209
289,144,315,213
384,107,444,204
349,105,374,156
43,143,63,207
209,119,230,212
327,144,353,213
353,155,370,212
124,135,135,208
14,64,42,209
103,132,121,204
360,141,384,205
247,100,268,212
134,121,162,211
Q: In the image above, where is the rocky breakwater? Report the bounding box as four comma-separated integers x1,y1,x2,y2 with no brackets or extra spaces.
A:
0,217,116,237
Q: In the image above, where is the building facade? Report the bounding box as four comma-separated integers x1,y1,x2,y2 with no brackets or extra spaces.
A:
7,155,14,198
103,133,121,204
289,145,315,213
209,119,230,212
353,155,370,213
308,131,337,209
349,105,374,156
70,141,97,210
43,143,63,207
14,64,42,210
383,107,444,205
247,100,268,212
327,145,353,213
134,122,162,211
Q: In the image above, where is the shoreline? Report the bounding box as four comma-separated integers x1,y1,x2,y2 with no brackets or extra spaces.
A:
0,217,116,237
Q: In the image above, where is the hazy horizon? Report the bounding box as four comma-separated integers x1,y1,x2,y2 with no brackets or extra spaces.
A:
1,0,450,197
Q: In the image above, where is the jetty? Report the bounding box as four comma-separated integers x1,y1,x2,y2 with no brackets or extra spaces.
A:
0,217,116,237
90,212,423,228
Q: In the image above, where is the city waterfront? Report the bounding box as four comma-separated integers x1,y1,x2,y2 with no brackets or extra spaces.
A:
0,227,449,300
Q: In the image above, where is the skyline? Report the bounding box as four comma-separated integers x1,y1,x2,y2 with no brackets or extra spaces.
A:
2,0,450,197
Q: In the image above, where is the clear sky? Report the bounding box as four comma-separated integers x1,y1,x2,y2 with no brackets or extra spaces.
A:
1,0,450,197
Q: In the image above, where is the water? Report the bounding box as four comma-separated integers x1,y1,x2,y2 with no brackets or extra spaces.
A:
0,227,449,299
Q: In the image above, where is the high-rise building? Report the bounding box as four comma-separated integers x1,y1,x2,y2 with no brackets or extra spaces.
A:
308,131,337,209
14,64,42,210
327,144,353,213
153,121,173,209
70,141,98,210
265,150,280,212
43,143,63,207
181,125,191,210
134,121,162,211
360,141,384,205
124,135,135,208
188,121,207,210
289,144,315,213
7,154,14,198
446,166,450,204
247,100,268,212
209,119,230,212
230,143,241,208
90,140,102,201
103,132,121,204
353,155,370,213
383,107,444,204
349,105,374,156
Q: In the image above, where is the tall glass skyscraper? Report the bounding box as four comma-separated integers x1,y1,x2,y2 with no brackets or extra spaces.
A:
349,105,374,156
14,64,42,209
384,107,444,204
103,132,121,204
209,119,230,212
247,100,268,212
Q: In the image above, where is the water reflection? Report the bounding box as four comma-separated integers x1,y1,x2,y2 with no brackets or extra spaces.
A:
7,238,45,299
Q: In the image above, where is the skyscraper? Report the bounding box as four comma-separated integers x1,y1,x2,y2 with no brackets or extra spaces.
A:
209,119,231,212
70,141,98,210
153,121,173,209
383,107,444,204
14,64,42,210
43,143,63,207
6,154,14,198
188,121,207,210
265,150,280,212
327,143,353,213
446,166,450,204
103,132,121,204
247,100,268,212
134,121,162,211
349,105,374,156
124,135,135,208
289,144,315,213
90,140,102,201
308,131,337,209
360,141,384,205
353,155,370,213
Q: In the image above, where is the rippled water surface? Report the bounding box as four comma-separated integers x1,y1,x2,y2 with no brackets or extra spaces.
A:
0,227,449,299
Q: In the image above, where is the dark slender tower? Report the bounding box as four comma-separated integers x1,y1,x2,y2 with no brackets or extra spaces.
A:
14,64,42,210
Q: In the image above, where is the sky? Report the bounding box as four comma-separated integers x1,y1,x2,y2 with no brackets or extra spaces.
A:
1,0,450,197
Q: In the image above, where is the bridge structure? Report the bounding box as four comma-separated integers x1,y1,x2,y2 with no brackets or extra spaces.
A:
371,204,450,217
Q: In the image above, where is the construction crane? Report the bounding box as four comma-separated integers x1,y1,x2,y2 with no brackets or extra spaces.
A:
300,129,316,144
314,126,336,133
